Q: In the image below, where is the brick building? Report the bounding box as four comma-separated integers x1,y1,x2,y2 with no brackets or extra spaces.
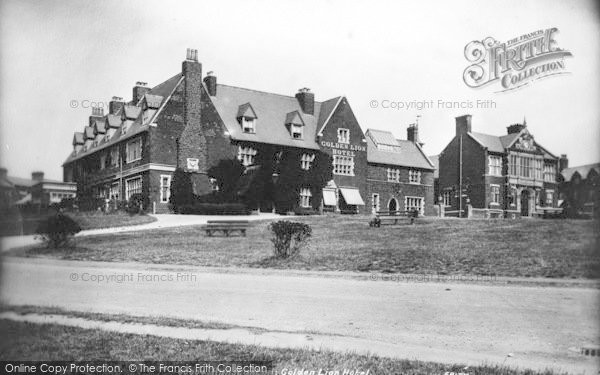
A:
438,115,563,218
63,49,434,215
559,162,599,218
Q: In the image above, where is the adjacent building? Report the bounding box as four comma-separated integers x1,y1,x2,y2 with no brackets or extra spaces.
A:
0,169,76,210
438,115,563,218
63,49,435,215
559,162,599,218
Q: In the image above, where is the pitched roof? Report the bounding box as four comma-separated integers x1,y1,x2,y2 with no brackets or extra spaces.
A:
561,163,600,182
210,84,338,150
469,132,505,153
72,132,84,145
368,129,400,146
365,129,434,170
64,74,183,164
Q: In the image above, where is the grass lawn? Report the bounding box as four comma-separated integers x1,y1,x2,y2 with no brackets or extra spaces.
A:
0,319,566,375
11,215,600,279
0,211,156,236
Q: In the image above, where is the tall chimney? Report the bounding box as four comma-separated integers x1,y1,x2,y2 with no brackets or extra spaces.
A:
179,48,207,174
89,107,104,126
32,171,44,182
133,82,150,103
407,123,424,146
0,168,7,180
109,96,124,115
204,71,217,96
559,154,569,171
295,88,314,115
455,115,472,135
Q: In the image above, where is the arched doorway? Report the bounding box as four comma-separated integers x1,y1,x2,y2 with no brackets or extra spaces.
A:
388,198,398,214
520,189,530,216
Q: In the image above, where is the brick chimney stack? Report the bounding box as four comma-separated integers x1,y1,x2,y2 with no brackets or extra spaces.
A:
407,123,424,147
204,71,217,96
133,82,150,103
178,48,207,177
32,171,44,182
109,96,124,115
295,88,314,115
455,115,472,135
559,154,569,171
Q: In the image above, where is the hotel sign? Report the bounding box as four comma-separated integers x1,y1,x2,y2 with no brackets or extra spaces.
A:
320,141,366,157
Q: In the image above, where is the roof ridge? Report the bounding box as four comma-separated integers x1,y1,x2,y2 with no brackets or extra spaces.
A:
217,83,334,104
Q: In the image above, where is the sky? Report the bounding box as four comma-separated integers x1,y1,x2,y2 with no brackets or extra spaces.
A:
1,0,599,180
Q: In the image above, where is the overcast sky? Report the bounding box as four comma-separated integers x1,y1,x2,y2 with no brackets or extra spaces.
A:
1,0,599,180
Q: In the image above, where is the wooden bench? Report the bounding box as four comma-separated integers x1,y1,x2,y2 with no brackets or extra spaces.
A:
204,220,249,237
369,210,418,227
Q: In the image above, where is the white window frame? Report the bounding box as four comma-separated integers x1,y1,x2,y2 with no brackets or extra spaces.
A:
409,169,421,184
291,124,303,139
490,184,500,204
387,168,400,182
488,155,502,176
404,196,424,215
160,174,171,203
299,187,312,208
337,128,350,144
442,190,452,207
237,146,257,167
126,138,142,163
333,155,354,176
371,193,380,214
544,163,556,182
301,153,315,170
242,117,255,133
110,182,120,200
125,176,142,200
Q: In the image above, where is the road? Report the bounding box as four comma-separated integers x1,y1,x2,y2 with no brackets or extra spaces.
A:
1,256,598,374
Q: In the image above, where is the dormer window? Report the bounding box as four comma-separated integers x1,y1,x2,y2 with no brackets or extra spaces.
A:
291,124,303,139
285,111,305,140
338,128,350,144
242,117,255,133
237,103,258,134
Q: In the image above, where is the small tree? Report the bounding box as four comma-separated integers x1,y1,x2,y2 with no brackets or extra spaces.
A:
169,168,194,213
269,220,312,259
36,213,81,248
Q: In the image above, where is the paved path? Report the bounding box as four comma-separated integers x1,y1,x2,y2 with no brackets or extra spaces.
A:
0,213,279,251
1,257,598,374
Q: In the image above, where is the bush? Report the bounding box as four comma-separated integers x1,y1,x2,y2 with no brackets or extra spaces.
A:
127,193,146,214
268,220,312,259
293,207,319,216
35,213,82,248
178,203,250,215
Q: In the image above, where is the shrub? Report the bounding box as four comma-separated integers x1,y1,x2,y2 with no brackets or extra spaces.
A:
127,193,146,214
268,220,312,259
169,168,194,213
293,206,318,216
35,213,82,248
178,203,250,215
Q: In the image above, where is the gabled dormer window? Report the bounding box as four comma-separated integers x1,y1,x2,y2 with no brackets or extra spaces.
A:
237,103,258,134
285,111,305,140
291,124,303,139
242,117,255,133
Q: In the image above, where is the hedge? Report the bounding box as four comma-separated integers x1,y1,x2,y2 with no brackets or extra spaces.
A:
178,203,250,215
